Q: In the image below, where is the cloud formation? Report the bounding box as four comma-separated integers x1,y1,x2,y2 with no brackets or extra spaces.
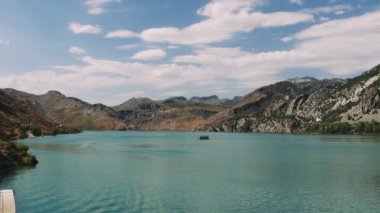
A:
131,49,167,60
105,30,137,38
116,44,141,50
301,4,353,15
1,0,378,105
176,11,380,76
106,0,313,45
289,0,304,5
68,46,86,55
84,0,121,15
0,40,10,45
69,22,102,34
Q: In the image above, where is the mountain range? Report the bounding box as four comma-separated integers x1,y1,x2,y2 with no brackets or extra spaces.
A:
1,64,380,138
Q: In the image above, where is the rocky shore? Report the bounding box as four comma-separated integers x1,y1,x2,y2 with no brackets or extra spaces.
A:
0,140,38,171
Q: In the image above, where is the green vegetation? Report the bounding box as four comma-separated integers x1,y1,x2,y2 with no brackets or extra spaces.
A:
0,141,38,171
322,101,357,123
342,65,380,90
20,124,42,136
305,121,380,134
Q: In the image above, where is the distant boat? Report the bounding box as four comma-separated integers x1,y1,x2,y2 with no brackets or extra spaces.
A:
199,135,210,140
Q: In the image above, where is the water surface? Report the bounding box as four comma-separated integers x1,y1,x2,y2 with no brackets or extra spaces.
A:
1,131,380,212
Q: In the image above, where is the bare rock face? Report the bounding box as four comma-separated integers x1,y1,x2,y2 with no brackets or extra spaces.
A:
200,64,380,133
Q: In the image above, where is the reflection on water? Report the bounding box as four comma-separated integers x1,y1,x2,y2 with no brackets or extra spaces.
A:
19,142,98,155
318,135,380,143
1,131,380,212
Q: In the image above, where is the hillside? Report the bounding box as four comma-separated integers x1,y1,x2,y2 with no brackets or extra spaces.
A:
0,90,76,139
2,64,379,134
0,90,77,171
3,89,127,130
200,65,380,133
114,96,229,130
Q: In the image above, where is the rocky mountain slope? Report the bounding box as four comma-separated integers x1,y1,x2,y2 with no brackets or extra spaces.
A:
200,65,380,133
3,88,237,132
2,64,379,134
0,90,75,139
0,90,77,171
3,89,127,130
114,96,232,130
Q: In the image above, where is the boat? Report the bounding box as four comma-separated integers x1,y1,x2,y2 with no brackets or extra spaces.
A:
199,135,210,140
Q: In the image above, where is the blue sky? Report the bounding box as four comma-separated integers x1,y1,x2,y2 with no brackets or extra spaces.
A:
0,0,379,105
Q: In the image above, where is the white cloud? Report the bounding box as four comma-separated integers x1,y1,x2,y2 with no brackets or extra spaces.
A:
105,30,137,38
84,0,121,15
176,11,380,76
167,45,179,49
115,44,141,50
281,36,293,42
0,40,10,45
289,0,304,5
69,22,102,34
0,57,212,104
106,0,313,45
293,11,380,41
301,4,353,15
68,46,86,55
2,9,379,105
138,11,313,45
131,49,167,60
319,16,330,22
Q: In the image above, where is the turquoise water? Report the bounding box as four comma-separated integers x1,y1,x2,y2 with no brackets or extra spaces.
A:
1,131,380,212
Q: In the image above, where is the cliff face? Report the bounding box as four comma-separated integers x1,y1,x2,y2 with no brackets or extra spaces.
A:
200,65,380,133
3,89,127,130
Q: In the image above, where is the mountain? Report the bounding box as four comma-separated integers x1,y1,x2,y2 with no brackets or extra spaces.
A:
0,90,75,139
114,96,222,130
3,89,127,130
2,64,379,134
0,90,77,170
200,65,380,133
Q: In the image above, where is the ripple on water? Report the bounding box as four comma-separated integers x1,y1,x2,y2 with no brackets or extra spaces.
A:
3,131,380,212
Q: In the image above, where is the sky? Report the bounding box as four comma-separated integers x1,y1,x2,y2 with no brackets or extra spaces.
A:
0,0,379,105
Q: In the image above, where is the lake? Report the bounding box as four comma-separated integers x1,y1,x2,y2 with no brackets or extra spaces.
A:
1,131,380,212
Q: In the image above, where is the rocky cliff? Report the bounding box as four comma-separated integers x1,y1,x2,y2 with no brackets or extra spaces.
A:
200,65,380,133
